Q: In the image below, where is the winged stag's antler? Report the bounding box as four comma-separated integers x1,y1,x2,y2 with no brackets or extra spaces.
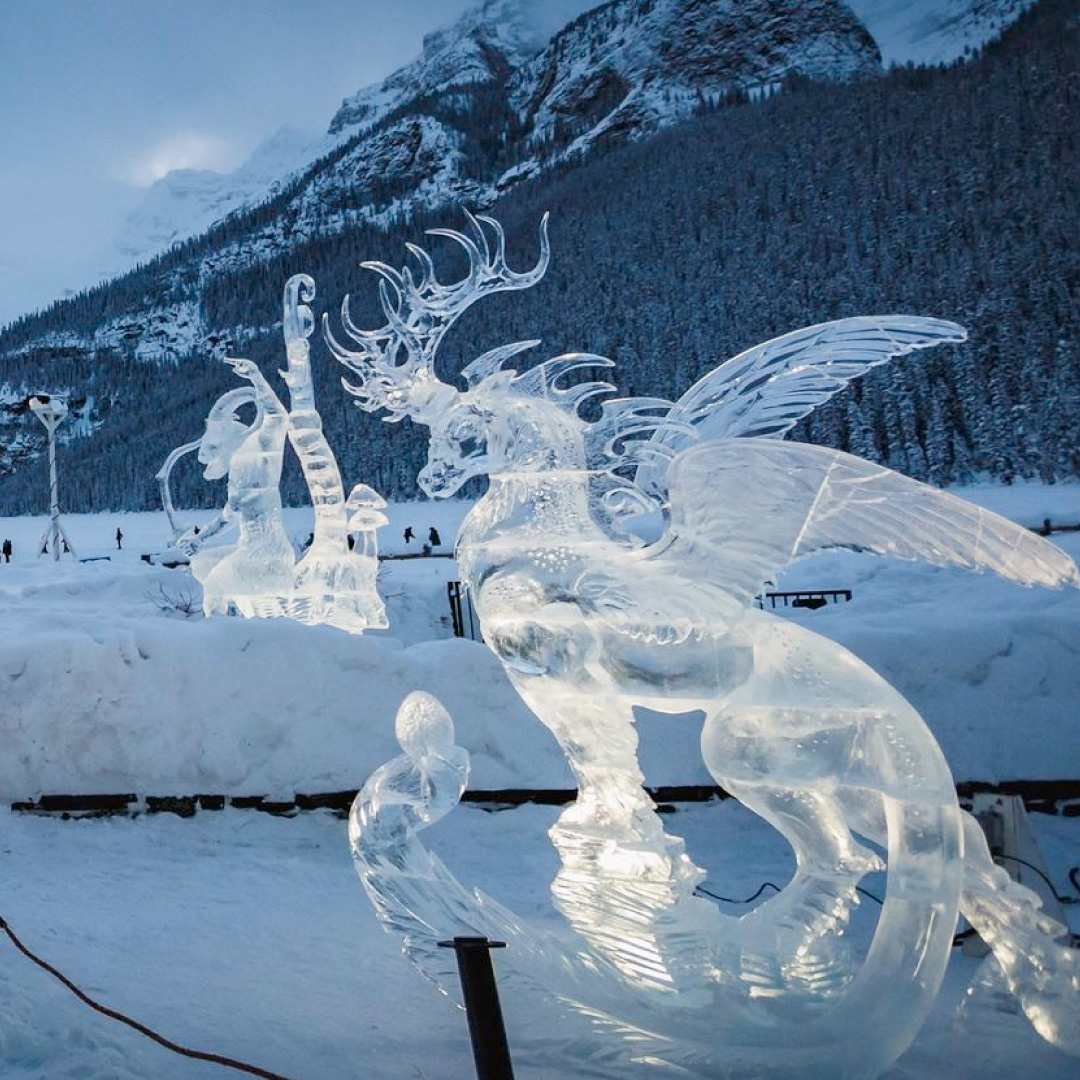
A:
323,211,551,421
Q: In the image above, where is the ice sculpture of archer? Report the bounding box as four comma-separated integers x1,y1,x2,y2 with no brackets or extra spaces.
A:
333,214,1080,1079
159,274,387,633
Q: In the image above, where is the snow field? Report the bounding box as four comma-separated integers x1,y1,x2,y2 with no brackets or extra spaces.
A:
0,802,1077,1080
0,482,1079,1078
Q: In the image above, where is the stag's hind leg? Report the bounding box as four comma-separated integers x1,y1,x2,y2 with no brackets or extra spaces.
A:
722,779,883,937
702,691,963,980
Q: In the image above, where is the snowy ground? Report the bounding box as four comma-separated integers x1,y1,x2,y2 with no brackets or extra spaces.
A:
1,802,1077,1080
1,482,1079,1078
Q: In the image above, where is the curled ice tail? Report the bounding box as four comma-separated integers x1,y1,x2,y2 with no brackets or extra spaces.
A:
350,693,503,995
959,814,1080,1054
349,694,703,1072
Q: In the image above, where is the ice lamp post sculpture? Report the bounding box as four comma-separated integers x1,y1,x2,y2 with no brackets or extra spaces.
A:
332,213,1080,1079
29,395,76,561
158,274,387,633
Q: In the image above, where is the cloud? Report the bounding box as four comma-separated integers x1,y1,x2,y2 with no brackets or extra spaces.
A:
123,132,238,186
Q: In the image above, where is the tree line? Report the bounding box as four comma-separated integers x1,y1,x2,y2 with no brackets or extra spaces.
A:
1,0,1076,513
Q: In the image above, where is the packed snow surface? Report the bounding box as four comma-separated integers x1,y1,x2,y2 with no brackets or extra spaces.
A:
0,802,1075,1080
1,482,1079,1078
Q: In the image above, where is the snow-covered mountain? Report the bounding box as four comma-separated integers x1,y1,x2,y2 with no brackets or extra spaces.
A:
114,126,338,266
103,0,1037,294
847,0,1040,67
510,0,879,155
327,0,596,135
108,0,883,288
110,1,598,274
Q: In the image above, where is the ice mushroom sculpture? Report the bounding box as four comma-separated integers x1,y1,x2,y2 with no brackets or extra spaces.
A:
334,214,1080,1078
160,274,387,633
345,483,388,558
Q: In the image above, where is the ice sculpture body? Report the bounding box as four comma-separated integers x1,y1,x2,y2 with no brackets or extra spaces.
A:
192,364,295,618
165,275,386,632
332,215,1080,1077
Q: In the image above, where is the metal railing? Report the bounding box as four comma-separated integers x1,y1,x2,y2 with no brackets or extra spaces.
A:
758,589,852,611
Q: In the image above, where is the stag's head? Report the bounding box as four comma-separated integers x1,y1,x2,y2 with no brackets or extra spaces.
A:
415,385,498,498
417,348,617,497
325,212,572,496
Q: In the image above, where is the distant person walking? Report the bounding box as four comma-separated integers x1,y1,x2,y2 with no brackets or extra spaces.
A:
428,526,441,547
115,527,123,549
2,538,11,563
404,526,414,544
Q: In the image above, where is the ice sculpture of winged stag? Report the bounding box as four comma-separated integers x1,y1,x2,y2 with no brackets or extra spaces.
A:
328,213,1080,1079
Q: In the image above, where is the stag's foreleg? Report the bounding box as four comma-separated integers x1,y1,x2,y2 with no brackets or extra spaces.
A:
503,662,723,999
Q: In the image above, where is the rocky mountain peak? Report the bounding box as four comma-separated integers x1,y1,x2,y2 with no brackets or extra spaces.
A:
511,0,880,153
327,0,596,135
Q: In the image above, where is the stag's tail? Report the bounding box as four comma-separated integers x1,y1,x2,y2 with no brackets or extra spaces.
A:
959,812,1080,1054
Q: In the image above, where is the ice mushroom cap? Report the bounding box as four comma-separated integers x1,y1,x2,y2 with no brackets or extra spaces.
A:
346,483,389,531
346,483,387,512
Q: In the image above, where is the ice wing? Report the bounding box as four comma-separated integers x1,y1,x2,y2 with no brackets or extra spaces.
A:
636,316,966,498
661,439,1080,608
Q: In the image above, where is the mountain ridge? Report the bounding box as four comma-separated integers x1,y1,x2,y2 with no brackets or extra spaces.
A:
102,0,1032,288
3,0,884,354
1,0,1073,511
4,0,1037,326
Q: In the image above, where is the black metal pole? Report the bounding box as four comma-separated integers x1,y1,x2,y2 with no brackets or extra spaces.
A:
438,936,515,1080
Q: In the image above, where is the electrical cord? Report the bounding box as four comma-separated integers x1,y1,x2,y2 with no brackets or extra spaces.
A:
0,915,302,1080
694,882,887,907
991,853,1080,904
695,877,1080,950
694,882,781,905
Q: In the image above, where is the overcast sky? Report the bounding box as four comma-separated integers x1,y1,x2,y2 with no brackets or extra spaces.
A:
0,0,475,326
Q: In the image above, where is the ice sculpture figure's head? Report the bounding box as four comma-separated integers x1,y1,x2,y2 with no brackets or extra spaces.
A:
325,212,568,486
198,387,258,481
417,394,495,497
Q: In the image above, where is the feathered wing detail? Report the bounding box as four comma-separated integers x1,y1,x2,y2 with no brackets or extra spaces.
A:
658,439,1080,607
636,316,967,498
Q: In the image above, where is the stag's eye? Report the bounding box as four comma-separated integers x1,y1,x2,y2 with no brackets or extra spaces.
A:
450,417,484,454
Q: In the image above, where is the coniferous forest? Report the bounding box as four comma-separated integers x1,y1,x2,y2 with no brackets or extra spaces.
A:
0,0,1076,513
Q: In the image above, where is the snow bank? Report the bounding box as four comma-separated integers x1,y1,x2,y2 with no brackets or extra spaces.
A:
0,619,568,798
2,483,1080,797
